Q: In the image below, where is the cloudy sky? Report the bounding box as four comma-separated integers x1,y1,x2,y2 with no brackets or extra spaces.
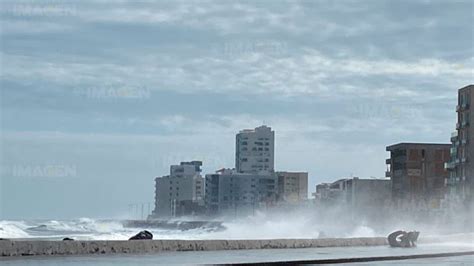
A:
0,0,473,219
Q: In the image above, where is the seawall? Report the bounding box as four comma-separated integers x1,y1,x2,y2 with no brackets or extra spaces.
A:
0,237,387,257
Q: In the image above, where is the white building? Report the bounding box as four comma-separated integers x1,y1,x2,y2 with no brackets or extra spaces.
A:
235,125,275,174
276,171,308,203
152,161,204,218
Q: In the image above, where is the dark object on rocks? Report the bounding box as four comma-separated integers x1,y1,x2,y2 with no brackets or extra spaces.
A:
388,230,419,247
62,237,74,241
129,230,153,240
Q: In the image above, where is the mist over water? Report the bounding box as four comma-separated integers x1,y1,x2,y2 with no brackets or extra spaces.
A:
1,204,472,241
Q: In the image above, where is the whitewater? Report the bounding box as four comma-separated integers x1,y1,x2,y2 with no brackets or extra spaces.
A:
0,213,382,241
2,207,471,241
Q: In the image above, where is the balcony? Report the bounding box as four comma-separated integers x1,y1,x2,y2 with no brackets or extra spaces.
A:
385,171,391,177
446,178,459,186
386,158,391,164
450,147,457,155
457,103,470,112
445,162,456,170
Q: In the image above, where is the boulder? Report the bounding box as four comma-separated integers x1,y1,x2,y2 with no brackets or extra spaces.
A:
129,230,153,240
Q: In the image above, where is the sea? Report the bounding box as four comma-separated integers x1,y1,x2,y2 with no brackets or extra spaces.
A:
0,216,381,241
1,216,473,265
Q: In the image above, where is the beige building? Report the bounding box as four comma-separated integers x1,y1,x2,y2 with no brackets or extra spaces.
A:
276,171,308,203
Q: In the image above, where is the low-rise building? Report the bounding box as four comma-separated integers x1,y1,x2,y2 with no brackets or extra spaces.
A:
151,161,205,218
205,168,277,216
341,177,391,216
313,179,348,205
313,177,390,212
276,171,308,203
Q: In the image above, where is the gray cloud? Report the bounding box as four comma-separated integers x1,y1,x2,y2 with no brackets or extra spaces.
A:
0,0,472,219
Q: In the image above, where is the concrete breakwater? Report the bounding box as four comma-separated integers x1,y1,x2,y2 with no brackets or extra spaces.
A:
0,237,387,257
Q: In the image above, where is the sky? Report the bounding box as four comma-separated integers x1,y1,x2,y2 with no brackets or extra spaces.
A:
0,0,473,219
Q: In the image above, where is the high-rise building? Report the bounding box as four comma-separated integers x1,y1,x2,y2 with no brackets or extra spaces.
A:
276,171,308,203
152,161,204,218
205,168,277,216
386,143,450,211
446,85,474,209
235,125,275,174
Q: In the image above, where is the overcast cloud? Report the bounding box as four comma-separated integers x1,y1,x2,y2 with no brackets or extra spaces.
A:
0,0,473,219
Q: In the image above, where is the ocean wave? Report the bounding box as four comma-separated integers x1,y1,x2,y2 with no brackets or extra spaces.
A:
0,220,31,238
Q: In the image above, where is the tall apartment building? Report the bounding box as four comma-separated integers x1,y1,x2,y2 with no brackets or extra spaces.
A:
235,125,275,174
446,85,474,209
386,143,450,211
276,171,308,203
152,161,204,218
205,168,277,216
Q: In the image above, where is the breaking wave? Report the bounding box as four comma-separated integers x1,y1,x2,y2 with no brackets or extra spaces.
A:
0,213,380,241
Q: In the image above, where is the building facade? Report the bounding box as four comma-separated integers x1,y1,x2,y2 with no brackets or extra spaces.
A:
445,85,474,212
386,143,450,211
152,161,205,218
205,168,278,216
313,177,391,217
313,179,348,205
276,171,308,203
341,177,391,216
235,125,275,174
